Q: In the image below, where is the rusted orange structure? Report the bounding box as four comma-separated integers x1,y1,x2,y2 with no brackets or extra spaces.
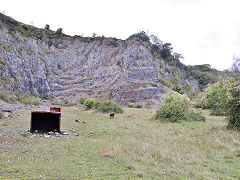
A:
30,111,61,132
50,106,61,112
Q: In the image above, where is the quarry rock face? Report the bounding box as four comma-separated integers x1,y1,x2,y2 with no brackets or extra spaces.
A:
0,100,22,111
0,14,201,108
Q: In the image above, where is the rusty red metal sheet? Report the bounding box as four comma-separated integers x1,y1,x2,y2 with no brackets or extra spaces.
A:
50,106,61,112
30,111,61,132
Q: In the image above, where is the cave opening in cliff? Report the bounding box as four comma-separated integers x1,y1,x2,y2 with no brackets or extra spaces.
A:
30,111,61,132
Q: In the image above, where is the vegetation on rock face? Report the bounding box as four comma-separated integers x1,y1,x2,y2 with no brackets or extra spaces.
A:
0,79,19,103
0,13,64,48
0,86,18,103
183,64,217,89
20,94,42,105
126,31,220,93
170,74,183,94
126,31,183,63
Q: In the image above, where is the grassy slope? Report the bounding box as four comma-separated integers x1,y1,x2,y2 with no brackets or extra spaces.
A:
0,107,240,179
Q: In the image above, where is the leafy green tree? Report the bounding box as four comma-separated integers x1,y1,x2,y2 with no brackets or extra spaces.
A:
160,43,173,59
226,80,240,129
200,78,228,115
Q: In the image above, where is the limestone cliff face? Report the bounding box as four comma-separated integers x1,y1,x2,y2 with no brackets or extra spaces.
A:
0,13,204,107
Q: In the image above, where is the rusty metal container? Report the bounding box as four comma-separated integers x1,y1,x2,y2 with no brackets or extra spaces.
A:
50,106,61,112
30,111,61,132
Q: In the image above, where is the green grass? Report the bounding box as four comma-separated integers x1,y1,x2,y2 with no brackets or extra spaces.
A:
20,94,42,105
198,108,228,124
0,107,240,179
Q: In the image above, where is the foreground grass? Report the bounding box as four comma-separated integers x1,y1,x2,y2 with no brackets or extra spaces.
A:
0,107,240,179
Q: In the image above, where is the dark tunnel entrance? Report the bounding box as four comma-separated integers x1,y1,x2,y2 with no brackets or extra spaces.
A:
31,112,61,132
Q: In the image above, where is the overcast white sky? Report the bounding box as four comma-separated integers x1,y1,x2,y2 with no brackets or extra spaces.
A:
1,0,240,70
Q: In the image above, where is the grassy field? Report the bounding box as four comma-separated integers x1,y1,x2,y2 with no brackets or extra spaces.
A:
0,106,240,179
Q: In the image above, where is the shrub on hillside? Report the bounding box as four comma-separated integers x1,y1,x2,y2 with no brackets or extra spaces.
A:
97,100,123,113
226,80,240,129
84,98,98,109
196,79,230,116
193,98,202,108
194,78,240,128
159,78,171,88
84,98,123,113
170,75,183,94
154,92,190,122
154,92,205,122
0,87,18,103
127,103,134,108
20,94,42,105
